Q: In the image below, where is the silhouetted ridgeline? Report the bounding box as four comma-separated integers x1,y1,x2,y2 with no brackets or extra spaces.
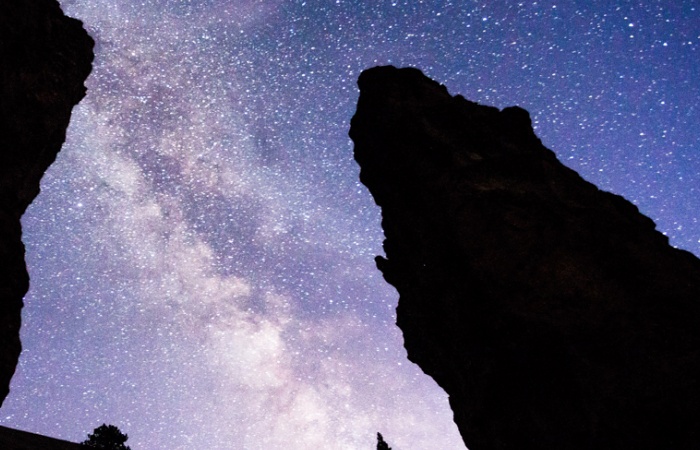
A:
350,65,700,449
0,425,83,449
0,0,93,407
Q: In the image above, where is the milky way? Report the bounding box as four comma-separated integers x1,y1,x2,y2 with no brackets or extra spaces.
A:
2,1,699,449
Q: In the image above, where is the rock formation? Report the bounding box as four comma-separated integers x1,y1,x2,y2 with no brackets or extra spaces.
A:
0,425,83,449
350,65,700,449
0,0,93,406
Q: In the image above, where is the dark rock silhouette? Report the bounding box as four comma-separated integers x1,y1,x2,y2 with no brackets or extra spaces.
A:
0,0,93,406
0,425,83,449
350,65,700,449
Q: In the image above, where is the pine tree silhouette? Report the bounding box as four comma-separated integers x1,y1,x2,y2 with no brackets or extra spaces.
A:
376,432,392,450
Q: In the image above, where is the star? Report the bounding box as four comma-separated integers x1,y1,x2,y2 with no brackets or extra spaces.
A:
3,1,698,448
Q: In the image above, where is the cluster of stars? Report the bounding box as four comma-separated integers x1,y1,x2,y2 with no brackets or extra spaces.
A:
1,1,697,449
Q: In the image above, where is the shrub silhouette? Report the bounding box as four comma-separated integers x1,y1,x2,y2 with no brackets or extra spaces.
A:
81,424,131,450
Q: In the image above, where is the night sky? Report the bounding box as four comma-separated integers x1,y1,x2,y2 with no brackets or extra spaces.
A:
2,1,699,449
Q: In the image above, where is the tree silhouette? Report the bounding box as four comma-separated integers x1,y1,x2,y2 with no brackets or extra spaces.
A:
81,424,132,450
376,432,392,450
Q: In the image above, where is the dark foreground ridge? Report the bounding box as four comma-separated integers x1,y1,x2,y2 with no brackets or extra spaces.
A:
350,65,700,449
0,0,93,407
0,425,83,450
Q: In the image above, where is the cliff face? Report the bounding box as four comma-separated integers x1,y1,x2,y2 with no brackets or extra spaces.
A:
0,0,93,406
350,66,700,450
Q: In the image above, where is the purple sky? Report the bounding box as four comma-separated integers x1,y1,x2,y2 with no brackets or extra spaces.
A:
2,1,698,448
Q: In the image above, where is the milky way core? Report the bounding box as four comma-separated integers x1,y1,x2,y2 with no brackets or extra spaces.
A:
2,1,698,449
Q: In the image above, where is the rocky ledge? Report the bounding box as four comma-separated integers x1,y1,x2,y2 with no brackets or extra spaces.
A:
350,65,700,449
0,0,93,406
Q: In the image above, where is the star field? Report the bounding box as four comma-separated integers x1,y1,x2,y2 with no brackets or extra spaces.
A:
1,1,698,449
